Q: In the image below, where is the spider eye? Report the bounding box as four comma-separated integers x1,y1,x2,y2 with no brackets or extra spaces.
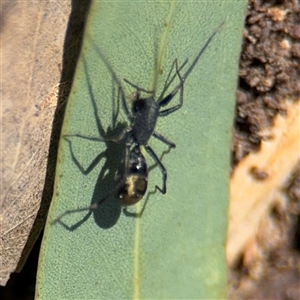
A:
134,99,145,112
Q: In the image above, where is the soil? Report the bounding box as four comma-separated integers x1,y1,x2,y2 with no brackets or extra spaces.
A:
230,0,300,299
233,0,299,166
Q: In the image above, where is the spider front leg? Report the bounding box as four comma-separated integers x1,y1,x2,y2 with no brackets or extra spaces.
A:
158,59,185,117
157,57,188,102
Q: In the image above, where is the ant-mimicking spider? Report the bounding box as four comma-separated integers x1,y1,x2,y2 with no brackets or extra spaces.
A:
52,22,224,223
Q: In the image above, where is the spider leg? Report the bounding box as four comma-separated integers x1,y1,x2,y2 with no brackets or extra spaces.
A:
118,85,133,121
159,22,225,116
182,22,225,80
152,131,176,148
144,144,167,194
123,190,152,218
159,60,184,116
112,86,121,129
157,58,188,103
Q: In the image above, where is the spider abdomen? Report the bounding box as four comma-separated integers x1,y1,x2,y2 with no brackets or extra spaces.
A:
118,146,148,206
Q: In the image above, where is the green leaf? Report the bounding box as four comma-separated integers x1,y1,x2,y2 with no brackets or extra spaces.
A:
36,1,246,299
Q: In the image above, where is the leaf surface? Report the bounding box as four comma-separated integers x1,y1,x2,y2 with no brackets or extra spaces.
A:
37,1,246,299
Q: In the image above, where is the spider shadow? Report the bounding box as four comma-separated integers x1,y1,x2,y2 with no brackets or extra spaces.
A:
57,55,129,230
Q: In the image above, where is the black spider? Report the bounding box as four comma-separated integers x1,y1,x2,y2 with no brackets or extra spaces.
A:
52,22,224,223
